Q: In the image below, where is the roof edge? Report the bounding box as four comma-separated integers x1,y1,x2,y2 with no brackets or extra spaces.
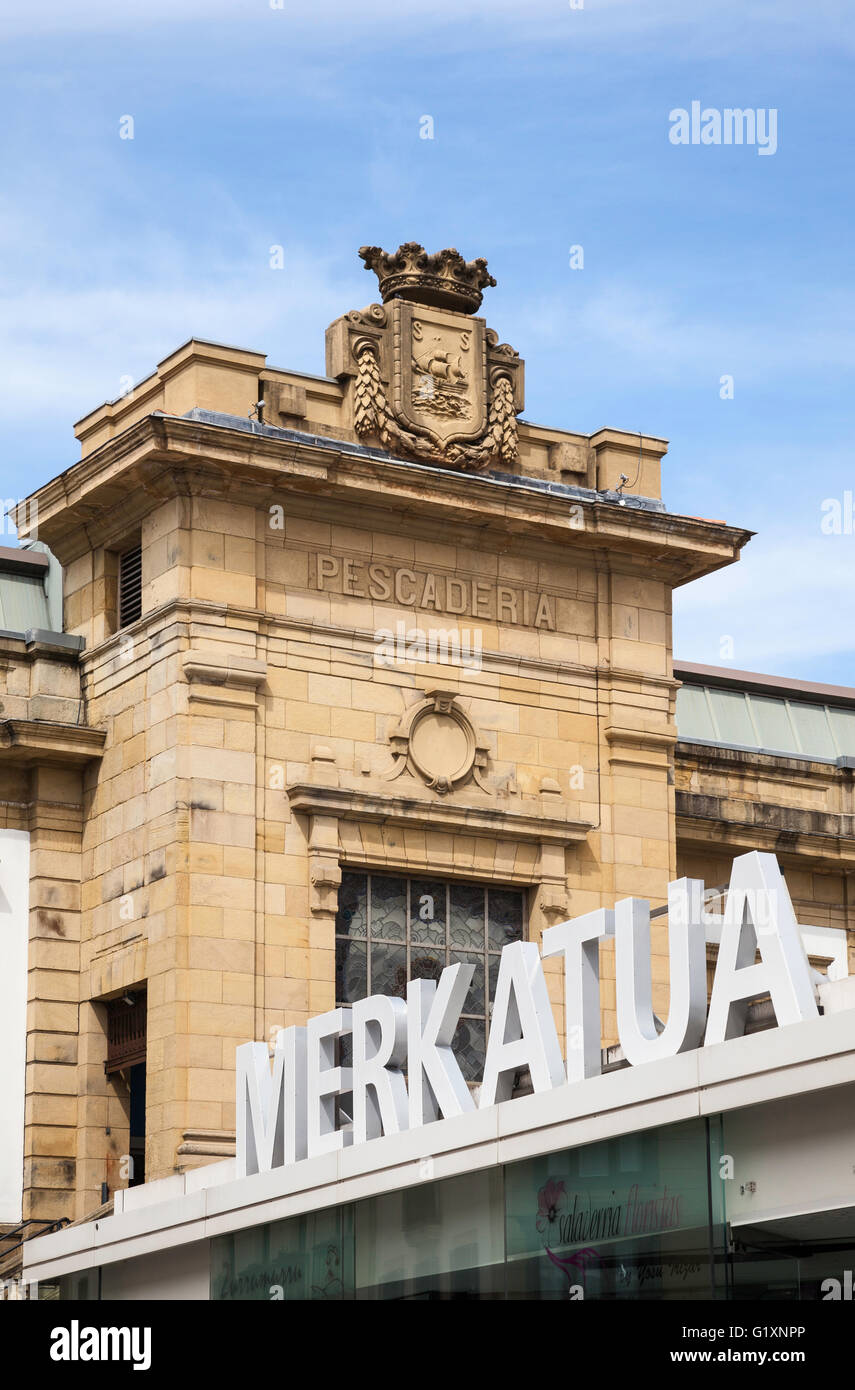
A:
674,661,855,708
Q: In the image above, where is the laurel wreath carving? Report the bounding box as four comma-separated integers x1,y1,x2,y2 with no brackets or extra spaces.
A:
353,342,518,472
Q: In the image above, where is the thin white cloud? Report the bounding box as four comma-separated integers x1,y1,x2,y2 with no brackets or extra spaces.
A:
568,283,855,387
674,532,855,676
3,0,852,57
0,208,361,433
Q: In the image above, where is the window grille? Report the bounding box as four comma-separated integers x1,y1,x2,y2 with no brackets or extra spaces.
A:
335,872,525,1082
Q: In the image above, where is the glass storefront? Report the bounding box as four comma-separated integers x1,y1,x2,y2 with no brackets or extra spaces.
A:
504,1117,726,1300
211,1115,730,1300
212,1205,355,1302
50,1111,855,1301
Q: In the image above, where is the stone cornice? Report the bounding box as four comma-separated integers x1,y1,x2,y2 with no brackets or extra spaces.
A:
175,1130,236,1162
286,782,592,846
181,651,267,689
676,815,855,869
0,632,84,664
605,725,678,750
675,794,855,857
16,414,751,584
676,739,848,781
606,723,678,770
0,720,106,765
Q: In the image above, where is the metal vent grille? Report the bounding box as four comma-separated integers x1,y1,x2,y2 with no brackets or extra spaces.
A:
118,545,142,628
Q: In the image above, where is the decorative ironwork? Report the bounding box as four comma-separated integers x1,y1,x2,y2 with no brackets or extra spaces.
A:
105,991,147,1074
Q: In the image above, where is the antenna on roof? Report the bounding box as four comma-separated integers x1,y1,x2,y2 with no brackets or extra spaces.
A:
615,431,644,506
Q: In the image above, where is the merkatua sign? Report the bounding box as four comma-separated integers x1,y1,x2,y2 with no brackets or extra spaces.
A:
236,851,821,1178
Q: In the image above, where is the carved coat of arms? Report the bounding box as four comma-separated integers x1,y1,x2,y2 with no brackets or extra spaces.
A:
397,303,486,445
326,243,525,473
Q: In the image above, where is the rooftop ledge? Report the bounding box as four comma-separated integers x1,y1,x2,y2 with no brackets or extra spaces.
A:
675,661,855,707
70,335,668,450
0,545,49,578
0,628,84,655
180,409,669,513
0,719,105,765
14,410,752,592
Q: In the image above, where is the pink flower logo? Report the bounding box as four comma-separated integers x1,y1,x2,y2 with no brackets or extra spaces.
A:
536,1178,566,1240
536,1177,601,1288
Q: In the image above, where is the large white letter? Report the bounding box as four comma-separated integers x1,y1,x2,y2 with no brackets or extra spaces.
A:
407,964,475,1127
705,852,819,1045
306,1007,353,1158
614,879,707,1065
235,1027,307,1177
50,1328,70,1362
479,941,565,1107
668,107,690,145
352,994,409,1145
541,909,613,1082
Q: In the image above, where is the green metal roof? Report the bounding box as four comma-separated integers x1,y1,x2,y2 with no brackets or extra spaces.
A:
676,682,855,764
0,569,51,634
0,542,63,636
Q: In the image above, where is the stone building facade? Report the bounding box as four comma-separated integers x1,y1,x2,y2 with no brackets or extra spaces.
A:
1,243,852,1262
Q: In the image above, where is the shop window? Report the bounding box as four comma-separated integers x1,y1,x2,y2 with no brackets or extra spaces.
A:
209,1116,729,1301
503,1115,727,1300
356,1168,505,1300
212,1207,354,1302
335,872,525,1082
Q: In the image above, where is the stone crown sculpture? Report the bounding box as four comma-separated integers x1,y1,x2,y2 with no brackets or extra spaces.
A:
325,242,523,472
359,242,497,315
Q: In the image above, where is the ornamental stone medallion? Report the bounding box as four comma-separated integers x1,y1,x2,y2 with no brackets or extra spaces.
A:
325,241,525,472
386,689,491,795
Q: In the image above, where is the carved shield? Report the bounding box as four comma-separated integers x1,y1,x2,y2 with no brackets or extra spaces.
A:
391,300,488,447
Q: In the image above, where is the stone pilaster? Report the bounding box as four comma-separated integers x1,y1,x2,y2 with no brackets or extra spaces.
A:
24,765,84,1224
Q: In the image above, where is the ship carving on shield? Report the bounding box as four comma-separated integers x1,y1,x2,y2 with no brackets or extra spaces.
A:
412,337,471,422
397,306,486,445
328,242,525,472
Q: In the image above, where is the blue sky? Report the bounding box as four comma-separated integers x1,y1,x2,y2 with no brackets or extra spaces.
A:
1,0,853,680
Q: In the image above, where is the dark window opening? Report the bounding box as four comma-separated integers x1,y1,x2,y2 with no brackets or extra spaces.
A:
105,990,147,1189
127,1062,146,1188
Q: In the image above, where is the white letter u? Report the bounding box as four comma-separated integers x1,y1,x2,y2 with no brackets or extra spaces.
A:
615,879,707,1065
